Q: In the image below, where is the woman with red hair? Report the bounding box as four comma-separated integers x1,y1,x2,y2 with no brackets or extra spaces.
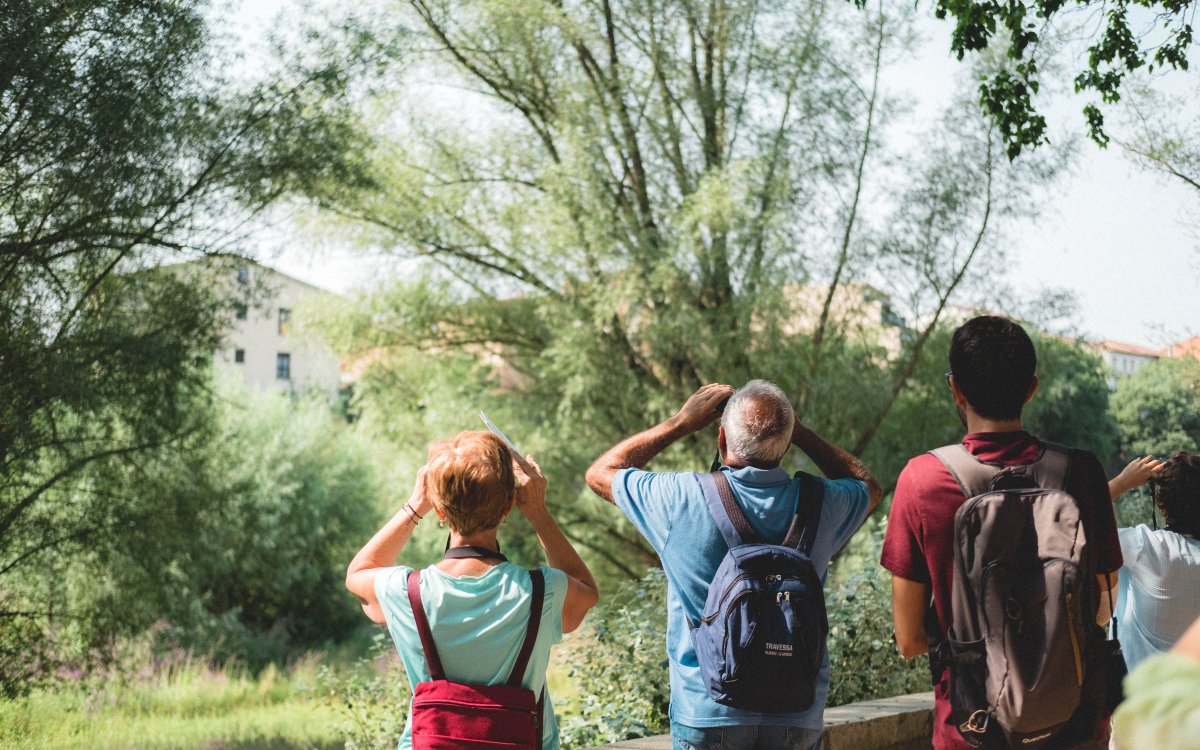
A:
346,431,600,750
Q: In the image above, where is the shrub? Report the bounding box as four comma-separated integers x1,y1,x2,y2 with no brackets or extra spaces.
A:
558,569,671,749
42,375,383,672
826,567,929,706
320,631,410,750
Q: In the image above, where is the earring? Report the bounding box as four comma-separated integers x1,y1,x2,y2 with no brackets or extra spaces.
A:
438,518,446,528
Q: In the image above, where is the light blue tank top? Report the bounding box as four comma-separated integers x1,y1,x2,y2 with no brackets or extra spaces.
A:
375,562,568,750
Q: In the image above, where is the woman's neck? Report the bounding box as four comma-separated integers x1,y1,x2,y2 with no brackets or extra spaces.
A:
447,529,501,551
437,527,504,577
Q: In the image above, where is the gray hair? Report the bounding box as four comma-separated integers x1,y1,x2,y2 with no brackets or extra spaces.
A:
720,379,795,467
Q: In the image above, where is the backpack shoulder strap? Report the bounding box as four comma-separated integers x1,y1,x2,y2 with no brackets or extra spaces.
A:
406,570,446,680
506,568,545,687
781,472,824,555
930,444,1003,499
1028,442,1073,491
697,470,758,547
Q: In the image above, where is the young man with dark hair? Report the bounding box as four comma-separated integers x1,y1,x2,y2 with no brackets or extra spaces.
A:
881,315,1123,750
1110,451,1200,670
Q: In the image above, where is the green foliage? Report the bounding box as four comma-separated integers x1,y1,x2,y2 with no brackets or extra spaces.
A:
826,567,930,706
922,0,1196,155
1111,358,1200,457
3,377,382,692
0,0,371,691
1026,335,1118,465
1110,358,1200,528
298,0,1061,583
861,325,962,494
319,632,411,750
85,379,380,657
558,570,670,749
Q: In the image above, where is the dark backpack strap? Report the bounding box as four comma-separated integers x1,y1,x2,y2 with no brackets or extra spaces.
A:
698,471,757,547
506,568,545,687
780,471,824,555
930,444,1004,498
1028,442,1072,491
406,570,446,680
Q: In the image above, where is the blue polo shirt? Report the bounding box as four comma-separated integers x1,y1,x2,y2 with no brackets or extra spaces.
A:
612,465,871,730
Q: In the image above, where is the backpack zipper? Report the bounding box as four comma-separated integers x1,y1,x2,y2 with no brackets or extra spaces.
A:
701,574,804,624
1064,589,1083,686
413,696,535,712
720,589,757,681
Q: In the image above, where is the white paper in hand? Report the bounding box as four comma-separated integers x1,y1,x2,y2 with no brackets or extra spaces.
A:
479,412,531,472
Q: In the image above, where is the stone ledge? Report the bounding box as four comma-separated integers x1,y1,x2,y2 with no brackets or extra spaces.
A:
593,692,935,750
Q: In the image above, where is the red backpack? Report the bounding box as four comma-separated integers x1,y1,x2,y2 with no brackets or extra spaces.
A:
405,568,546,750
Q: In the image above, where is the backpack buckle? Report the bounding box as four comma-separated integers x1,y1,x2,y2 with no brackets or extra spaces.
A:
960,710,989,734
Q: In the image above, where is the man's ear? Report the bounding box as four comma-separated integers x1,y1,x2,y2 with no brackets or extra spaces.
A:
1023,376,1040,405
949,377,967,408
717,426,728,463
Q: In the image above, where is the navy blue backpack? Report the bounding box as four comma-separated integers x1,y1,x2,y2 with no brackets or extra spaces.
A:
688,470,828,713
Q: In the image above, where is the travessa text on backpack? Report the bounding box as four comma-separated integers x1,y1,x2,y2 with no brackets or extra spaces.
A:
689,470,828,713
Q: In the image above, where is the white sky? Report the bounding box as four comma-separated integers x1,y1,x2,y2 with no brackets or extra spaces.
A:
229,1,1199,349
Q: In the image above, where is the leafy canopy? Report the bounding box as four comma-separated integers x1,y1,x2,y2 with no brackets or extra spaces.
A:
904,0,1198,156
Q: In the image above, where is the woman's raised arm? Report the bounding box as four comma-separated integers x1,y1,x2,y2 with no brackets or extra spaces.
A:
346,467,432,624
515,456,600,633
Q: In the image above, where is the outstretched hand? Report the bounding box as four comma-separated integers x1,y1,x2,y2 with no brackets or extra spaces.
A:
675,383,735,434
1110,455,1166,501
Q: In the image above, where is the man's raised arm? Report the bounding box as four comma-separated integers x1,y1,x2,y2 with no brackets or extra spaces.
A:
586,383,734,504
791,421,884,513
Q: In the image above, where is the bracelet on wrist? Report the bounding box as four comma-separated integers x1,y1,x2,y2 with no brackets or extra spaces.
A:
403,503,424,521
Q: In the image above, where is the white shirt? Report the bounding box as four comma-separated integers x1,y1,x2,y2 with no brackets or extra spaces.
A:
1115,525,1200,669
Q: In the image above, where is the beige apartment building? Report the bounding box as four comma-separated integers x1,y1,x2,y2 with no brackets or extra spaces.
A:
210,260,342,396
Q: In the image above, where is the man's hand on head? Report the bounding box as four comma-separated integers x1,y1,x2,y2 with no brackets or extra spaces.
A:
674,383,735,434
586,383,733,504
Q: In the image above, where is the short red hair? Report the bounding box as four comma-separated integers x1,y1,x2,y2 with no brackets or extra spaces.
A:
426,431,515,535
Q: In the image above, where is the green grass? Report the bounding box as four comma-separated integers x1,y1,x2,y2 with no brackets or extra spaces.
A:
0,658,343,750
0,628,600,750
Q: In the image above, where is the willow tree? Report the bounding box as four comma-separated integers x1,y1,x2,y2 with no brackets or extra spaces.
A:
300,0,1059,576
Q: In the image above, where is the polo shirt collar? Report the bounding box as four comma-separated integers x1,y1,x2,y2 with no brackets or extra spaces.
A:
721,464,790,485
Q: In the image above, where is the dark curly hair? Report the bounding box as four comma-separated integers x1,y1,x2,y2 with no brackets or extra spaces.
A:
1156,451,1200,537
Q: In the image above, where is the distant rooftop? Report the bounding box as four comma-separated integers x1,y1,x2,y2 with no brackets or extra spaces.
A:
1161,335,1200,360
1091,339,1162,358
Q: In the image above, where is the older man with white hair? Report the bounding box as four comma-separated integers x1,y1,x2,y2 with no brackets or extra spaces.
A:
587,380,882,750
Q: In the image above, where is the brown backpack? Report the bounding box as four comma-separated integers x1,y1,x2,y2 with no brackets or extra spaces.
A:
930,443,1114,750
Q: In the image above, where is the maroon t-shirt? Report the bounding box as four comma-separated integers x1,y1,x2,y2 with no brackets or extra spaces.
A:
880,431,1122,750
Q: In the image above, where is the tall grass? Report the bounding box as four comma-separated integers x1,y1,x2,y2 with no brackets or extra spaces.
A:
0,629,341,750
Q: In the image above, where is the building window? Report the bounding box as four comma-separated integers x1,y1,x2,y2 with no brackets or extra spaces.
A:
234,349,245,364
276,353,291,380
237,266,250,285
278,308,291,335
235,303,248,321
